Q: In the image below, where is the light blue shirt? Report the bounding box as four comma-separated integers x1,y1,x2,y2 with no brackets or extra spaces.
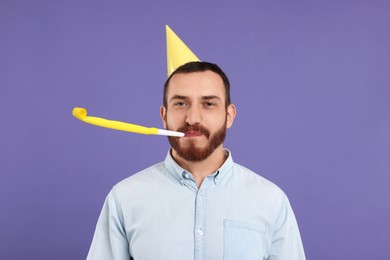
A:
87,150,305,260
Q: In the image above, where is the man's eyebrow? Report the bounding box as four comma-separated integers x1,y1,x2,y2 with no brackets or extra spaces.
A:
169,95,222,103
201,95,222,102
169,95,188,102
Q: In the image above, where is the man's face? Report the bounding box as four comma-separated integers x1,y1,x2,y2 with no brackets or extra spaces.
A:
160,70,236,162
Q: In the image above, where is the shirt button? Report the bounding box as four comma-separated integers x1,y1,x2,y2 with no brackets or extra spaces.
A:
184,173,190,179
197,229,204,236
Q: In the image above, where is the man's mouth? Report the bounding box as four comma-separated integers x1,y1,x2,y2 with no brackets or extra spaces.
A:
184,131,203,137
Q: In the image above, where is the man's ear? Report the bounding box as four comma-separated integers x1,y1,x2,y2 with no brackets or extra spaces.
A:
226,104,237,129
160,106,167,129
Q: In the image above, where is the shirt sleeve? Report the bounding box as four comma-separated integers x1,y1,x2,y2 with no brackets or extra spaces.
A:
87,189,131,260
268,195,306,260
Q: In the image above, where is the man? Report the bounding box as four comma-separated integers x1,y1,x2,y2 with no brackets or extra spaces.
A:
87,61,306,260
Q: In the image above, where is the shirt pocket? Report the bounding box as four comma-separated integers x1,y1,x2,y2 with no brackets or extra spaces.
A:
223,219,269,260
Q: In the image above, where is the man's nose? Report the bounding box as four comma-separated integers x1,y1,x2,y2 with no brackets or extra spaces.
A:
185,106,202,125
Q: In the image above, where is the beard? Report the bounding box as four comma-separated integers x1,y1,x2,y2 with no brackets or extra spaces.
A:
167,120,227,162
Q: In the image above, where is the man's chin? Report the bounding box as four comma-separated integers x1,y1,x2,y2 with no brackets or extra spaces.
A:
181,141,210,151
175,149,211,162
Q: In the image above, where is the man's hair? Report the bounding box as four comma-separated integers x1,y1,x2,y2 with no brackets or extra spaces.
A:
163,61,231,108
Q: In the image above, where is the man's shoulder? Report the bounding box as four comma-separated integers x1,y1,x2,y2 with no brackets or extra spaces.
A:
232,162,286,198
112,161,167,192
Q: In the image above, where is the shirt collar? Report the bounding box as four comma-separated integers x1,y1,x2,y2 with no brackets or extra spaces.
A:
164,149,234,186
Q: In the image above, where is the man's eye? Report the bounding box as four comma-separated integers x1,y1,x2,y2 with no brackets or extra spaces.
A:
174,102,186,107
205,102,215,107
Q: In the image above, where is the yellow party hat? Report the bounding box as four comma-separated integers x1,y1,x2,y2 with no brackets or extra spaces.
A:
166,25,200,76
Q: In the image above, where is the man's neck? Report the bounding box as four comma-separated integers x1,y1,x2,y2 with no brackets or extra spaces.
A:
172,146,227,188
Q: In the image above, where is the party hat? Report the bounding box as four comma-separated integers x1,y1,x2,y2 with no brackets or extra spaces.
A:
166,25,200,76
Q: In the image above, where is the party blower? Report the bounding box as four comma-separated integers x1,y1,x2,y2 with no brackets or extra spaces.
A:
72,107,184,137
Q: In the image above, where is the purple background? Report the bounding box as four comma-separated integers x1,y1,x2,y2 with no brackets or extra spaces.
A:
1,1,389,259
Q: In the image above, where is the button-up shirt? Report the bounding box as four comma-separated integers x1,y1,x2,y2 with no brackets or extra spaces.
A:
87,150,305,260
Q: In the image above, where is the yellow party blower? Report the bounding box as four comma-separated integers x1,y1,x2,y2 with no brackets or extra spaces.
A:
72,107,184,137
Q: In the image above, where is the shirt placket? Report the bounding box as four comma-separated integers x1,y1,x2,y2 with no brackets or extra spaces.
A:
194,176,212,260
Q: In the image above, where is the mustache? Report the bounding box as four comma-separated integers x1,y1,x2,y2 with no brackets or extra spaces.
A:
177,124,210,138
